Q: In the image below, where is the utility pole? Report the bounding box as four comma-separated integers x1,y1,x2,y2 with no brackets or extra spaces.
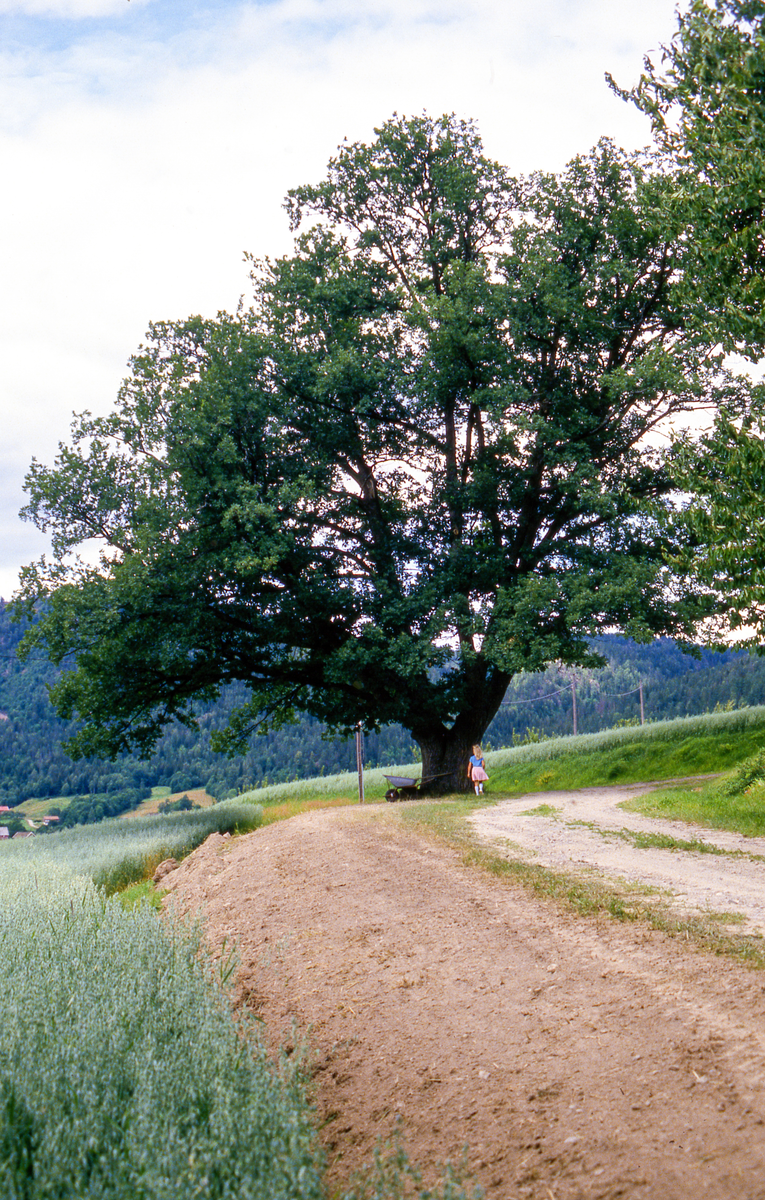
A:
639,681,645,726
355,723,365,804
571,678,578,736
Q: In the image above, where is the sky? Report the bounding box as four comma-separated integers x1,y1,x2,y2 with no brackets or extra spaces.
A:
0,0,684,599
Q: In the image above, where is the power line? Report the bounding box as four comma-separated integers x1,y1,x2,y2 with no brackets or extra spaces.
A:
499,679,646,732
500,685,571,706
501,683,642,705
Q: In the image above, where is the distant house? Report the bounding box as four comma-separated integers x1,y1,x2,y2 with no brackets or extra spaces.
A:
0,828,8,839
0,806,11,813
42,815,60,824
12,831,33,839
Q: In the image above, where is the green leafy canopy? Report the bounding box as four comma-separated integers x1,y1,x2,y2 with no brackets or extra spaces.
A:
611,0,765,354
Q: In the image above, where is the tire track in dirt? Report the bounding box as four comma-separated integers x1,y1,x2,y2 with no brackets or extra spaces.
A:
162,805,765,1200
470,784,765,935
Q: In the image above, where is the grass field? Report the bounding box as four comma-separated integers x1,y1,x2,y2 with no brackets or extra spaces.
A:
486,707,765,792
623,772,765,838
0,873,323,1200
15,794,67,818
123,786,217,817
0,800,264,892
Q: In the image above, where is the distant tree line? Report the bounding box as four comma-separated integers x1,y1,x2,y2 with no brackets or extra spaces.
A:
2,603,765,815
46,786,153,829
0,602,416,808
489,635,765,746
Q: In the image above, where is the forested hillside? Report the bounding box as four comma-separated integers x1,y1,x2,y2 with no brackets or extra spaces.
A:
2,602,764,807
0,602,415,806
489,637,765,746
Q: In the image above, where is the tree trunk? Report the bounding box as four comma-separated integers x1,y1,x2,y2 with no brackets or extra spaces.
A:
412,668,510,795
415,727,487,795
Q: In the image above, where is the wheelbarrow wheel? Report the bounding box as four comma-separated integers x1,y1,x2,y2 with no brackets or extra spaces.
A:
385,788,399,802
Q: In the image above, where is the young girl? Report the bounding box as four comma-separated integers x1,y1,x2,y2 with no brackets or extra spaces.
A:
468,745,488,795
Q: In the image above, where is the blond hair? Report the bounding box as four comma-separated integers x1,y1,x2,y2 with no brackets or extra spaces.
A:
472,744,482,756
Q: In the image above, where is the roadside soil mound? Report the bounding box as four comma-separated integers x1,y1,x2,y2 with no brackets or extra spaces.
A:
162,803,765,1200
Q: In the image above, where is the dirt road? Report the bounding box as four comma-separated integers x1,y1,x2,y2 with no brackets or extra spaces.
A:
469,783,765,936
162,801,765,1200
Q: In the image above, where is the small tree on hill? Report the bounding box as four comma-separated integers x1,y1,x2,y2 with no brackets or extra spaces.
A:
16,115,752,791
612,1,765,649
612,0,765,355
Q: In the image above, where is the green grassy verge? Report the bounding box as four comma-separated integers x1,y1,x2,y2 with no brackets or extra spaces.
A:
259,795,357,826
580,823,739,856
622,776,765,838
392,798,765,970
117,880,167,910
490,726,765,794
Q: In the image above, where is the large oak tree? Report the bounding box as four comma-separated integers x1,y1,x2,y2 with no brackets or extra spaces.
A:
16,115,749,791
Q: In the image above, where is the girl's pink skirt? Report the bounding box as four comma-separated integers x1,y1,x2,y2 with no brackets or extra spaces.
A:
472,765,488,782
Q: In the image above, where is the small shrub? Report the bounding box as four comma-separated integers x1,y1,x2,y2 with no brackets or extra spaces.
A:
718,749,765,796
512,726,548,746
342,1136,479,1200
158,793,199,813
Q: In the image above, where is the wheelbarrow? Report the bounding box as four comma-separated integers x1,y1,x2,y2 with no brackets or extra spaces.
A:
383,772,450,801
383,774,421,802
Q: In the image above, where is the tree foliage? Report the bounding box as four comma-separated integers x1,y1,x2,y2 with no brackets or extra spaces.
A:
612,0,765,353
613,2,765,647
16,115,751,791
669,412,765,647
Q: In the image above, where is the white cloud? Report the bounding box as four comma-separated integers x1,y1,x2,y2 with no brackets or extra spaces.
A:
0,0,149,15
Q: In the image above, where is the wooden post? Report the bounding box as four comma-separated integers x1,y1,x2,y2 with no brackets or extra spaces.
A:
572,678,578,736
639,681,645,726
356,723,365,804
